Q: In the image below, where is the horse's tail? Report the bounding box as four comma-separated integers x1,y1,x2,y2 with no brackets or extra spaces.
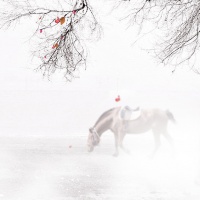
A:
166,110,176,124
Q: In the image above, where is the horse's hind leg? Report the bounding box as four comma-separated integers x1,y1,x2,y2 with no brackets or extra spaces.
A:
162,130,175,156
149,130,161,158
163,130,173,147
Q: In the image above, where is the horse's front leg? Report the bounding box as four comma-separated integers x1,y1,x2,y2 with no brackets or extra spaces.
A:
112,121,124,157
119,132,131,155
113,132,119,157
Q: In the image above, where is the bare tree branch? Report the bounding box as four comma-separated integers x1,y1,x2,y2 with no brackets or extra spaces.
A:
2,0,199,77
116,0,200,72
0,0,101,81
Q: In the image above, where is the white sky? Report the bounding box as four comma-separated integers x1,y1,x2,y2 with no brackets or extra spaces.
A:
0,1,200,136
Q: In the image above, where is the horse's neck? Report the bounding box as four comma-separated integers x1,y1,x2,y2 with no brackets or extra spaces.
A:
95,107,120,136
95,119,110,137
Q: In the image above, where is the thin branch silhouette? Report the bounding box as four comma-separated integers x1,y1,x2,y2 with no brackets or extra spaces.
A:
0,0,101,81
117,0,200,71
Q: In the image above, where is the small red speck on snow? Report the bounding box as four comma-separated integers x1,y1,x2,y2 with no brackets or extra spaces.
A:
72,10,76,15
40,29,42,33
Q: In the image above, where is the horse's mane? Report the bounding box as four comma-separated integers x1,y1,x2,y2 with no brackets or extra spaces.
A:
94,107,119,127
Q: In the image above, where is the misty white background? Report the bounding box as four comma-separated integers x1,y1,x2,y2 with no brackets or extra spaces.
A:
0,2,200,199
0,0,200,139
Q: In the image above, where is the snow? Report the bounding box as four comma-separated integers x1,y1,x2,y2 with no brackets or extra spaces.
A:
0,134,199,200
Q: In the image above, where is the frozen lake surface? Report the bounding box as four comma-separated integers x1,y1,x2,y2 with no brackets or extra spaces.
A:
0,134,199,200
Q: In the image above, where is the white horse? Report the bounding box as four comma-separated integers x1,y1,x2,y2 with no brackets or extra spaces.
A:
87,106,176,156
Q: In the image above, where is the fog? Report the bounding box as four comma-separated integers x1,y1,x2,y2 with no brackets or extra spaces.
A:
0,0,200,199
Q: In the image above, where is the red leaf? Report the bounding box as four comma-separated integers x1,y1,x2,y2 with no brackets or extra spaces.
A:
55,17,60,24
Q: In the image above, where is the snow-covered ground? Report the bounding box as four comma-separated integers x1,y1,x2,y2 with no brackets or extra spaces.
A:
0,132,199,200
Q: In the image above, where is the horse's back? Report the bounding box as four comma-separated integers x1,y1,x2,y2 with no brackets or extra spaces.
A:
142,108,170,127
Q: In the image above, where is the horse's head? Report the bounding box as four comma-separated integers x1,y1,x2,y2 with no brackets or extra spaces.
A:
87,127,100,152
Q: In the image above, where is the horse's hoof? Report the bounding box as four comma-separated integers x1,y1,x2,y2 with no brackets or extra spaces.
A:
125,150,131,155
147,153,155,159
112,153,119,157
195,179,200,186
